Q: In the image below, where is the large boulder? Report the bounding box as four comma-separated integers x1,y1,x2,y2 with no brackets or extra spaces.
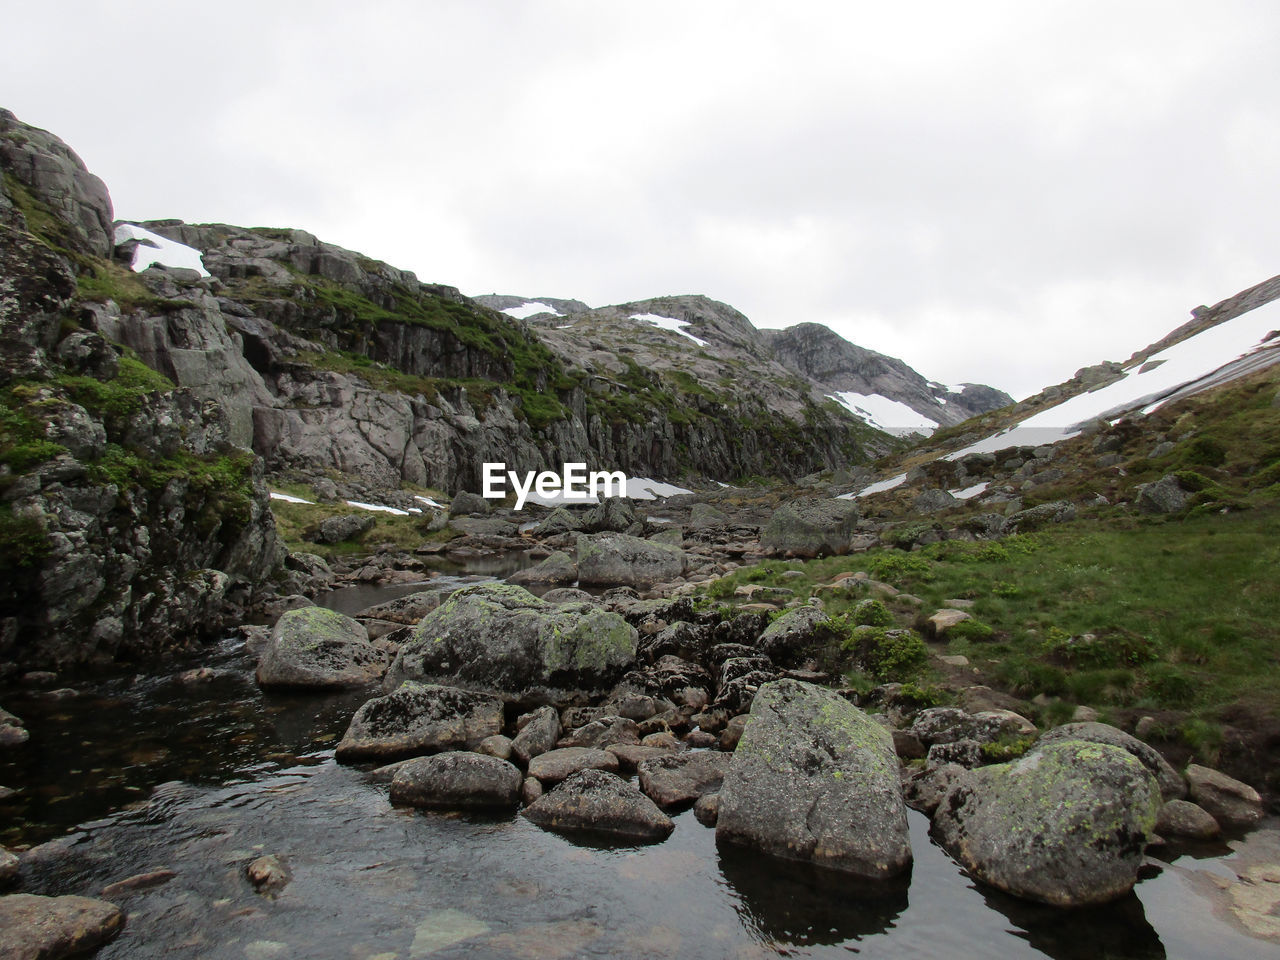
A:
931,740,1162,907
716,679,911,879
0,894,124,960
760,498,860,558
304,513,376,545
335,682,504,762
522,769,674,842
526,747,620,786
579,497,637,533
507,550,577,586
638,751,731,808
757,606,829,667
1037,721,1185,801
389,752,522,809
1136,474,1190,515
1185,763,1265,829
575,533,684,588
385,583,637,701
255,606,386,690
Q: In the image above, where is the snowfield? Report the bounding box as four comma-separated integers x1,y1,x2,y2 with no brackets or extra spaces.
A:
630,313,709,347
114,223,210,276
502,301,561,319
828,392,938,435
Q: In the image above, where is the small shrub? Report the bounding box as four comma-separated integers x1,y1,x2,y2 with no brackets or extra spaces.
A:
980,736,1035,763
843,627,927,682
852,598,893,627
867,552,932,583
1144,664,1197,707
947,618,995,642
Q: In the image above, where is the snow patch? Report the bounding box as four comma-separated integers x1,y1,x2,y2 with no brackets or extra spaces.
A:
269,491,314,505
344,499,411,516
522,475,694,508
502,301,561,319
949,482,989,500
630,313,709,347
114,223,210,277
414,495,445,509
829,392,938,436
946,301,1280,459
838,473,908,499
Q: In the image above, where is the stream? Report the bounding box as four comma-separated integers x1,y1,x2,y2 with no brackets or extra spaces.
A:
0,568,1275,959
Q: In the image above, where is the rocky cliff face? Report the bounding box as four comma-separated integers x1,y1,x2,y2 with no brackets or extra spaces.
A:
761,322,1013,428
0,111,280,667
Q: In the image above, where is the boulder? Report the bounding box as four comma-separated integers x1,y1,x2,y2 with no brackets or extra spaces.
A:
575,533,684,588
305,513,376,544
531,507,580,536
526,747,619,786
579,497,637,533
389,752,522,809
760,498,860,558
353,590,442,625
385,583,637,701
931,739,1162,907
335,682,504,762
902,763,966,815
1136,475,1190,515
757,606,829,668
557,716,640,749
449,491,491,516
255,606,386,690
1185,763,1265,829
522,769,674,842
606,743,677,772
511,705,561,764
716,679,911,879
1037,722,1185,801
0,847,17,887
0,894,124,960
909,707,1036,748
507,551,577,586
638,752,731,808
1155,799,1220,840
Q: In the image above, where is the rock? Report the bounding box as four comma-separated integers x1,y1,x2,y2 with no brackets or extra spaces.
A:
693,792,720,826
927,738,984,769
687,502,729,530
556,716,640,749
914,488,958,513
1155,799,1220,840
575,533,684,588
476,735,513,760
511,705,561,764
891,729,926,759
389,752,522,809
640,731,681,750
760,498,860,558
1004,500,1077,531
449,491,491,516
1038,722,1185,801
902,763,965,815
684,730,718,749
305,513,376,544
931,739,1162,907
353,590,442,625
100,869,176,899
716,679,912,879
0,847,18,887
637,752,731,808
531,507,579,536
247,855,290,894
605,743,676,771
757,606,828,668
527,747,620,786
1185,763,1265,829
335,682,504,762
541,587,597,605
522,769,674,841
255,606,386,690
579,497,637,533
1137,474,1190,515
720,714,750,751
909,706,1035,747
507,551,577,586
522,776,543,805
0,894,125,959
923,609,972,640
386,583,637,701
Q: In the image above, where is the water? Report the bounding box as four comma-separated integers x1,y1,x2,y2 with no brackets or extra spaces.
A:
1,587,1275,958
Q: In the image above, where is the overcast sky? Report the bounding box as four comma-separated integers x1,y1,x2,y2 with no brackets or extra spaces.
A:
6,1,1279,399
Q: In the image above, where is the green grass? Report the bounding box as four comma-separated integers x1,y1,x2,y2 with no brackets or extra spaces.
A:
266,483,452,558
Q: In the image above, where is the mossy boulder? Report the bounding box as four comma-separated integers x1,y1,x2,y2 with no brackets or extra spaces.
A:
760,498,860,558
575,533,684,588
389,751,522,809
931,739,1162,907
523,769,674,842
1037,721,1185,801
385,582,638,702
508,550,577,586
757,605,828,667
255,606,386,690
335,681,504,762
716,679,911,879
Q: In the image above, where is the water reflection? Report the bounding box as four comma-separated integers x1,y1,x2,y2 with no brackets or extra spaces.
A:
980,886,1166,960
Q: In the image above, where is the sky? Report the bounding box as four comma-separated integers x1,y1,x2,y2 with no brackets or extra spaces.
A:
5,1,1280,400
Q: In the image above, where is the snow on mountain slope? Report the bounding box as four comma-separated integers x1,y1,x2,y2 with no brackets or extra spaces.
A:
630,312,710,347
114,223,210,276
502,301,561,319
828,391,939,435
943,299,1280,460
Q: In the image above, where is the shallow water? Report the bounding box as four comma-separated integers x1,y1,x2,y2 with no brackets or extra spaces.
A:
1,589,1275,958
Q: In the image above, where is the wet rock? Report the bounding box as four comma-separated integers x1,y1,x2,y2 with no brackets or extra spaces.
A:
101,868,176,899
576,533,684,588
255,606,386,690
932,740,1162,907
390,752,522,809
640,731,681,750
760,498,860,558
717,679,911,879
684,730,718,749
526,747,620,786
902,763,965,815
387,583,637,702
693,792,720,826
511,705,561,764
1038,722,1185,801
638,752,731,808
1186,763,1265,829
507,550,577,586
335,682,504,762
247,855,290,895
0,706,28,747
521,776,543,805
0,894,124,959
1155,799,1220,840
556,716,639,750
523,769,674,842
